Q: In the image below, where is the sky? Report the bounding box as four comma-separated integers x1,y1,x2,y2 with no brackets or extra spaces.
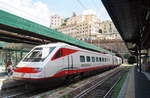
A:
0,0,111,27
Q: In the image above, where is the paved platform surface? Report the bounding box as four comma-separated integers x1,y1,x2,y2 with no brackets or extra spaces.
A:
119,66,150,98
135,67,150,98
0,66,12,90
0,72,10,90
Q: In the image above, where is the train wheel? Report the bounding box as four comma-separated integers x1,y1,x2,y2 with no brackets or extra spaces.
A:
64,75,74,85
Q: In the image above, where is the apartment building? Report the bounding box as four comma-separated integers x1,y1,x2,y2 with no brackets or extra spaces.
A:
50,15,64,29
57,14,101,40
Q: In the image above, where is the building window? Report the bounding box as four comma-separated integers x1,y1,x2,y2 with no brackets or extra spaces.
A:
80,56,85,62
86,56,91,62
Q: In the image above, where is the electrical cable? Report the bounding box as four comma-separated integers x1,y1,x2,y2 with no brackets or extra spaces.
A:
76,0,87,10
0,1,44,24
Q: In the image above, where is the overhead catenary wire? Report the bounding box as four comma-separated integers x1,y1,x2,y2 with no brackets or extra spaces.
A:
92,0,105,19
93,0,101,11
0,1,44,24
76,0,87,10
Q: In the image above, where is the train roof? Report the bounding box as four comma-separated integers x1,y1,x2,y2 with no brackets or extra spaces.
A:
35,42,67,48
35,42,115,56
33,42,116,56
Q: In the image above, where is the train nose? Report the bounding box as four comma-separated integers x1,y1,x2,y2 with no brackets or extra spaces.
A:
13,67,44,80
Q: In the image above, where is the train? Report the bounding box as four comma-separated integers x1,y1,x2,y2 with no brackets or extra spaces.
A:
12,42,122,83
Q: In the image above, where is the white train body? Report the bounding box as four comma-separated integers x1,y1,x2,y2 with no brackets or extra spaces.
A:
12,43,122,82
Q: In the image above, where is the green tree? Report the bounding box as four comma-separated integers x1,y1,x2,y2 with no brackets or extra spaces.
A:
123,53,129,59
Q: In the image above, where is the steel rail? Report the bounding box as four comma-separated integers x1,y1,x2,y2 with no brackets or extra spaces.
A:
103,72,123,98
73,70,121,98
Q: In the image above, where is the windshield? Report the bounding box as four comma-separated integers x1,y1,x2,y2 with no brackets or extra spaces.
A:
23,47,55,62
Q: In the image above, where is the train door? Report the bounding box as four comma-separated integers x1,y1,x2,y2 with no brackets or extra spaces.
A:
67,55,74,75
112,57,115,65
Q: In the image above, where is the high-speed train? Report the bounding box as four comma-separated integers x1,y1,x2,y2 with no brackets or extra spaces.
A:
12,42,122,83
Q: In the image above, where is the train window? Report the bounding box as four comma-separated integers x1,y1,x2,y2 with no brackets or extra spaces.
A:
80,56,85,62
86,56,91,62
53,49,62,59
23,47,55,62
99,57,101,62
92,57,95,62
96,57,99,62
102,58,104,62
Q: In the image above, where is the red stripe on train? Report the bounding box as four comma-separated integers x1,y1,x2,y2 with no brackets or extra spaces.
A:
13,65,115,80
14,67,41,73
52,65,113,77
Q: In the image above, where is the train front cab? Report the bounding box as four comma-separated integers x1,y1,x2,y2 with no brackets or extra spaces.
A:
12,46,58,82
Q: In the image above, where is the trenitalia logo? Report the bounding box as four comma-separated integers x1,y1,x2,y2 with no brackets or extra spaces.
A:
14,67,42,73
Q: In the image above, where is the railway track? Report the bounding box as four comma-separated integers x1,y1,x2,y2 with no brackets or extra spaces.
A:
73,68,127,98
32,66,128,98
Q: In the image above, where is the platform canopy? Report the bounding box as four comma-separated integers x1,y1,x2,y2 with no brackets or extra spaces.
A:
101,0,150,54
0,10,115,55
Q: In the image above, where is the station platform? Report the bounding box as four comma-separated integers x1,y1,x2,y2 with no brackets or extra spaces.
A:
0,71,12,91
0,67,7,78
118,65,150,98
